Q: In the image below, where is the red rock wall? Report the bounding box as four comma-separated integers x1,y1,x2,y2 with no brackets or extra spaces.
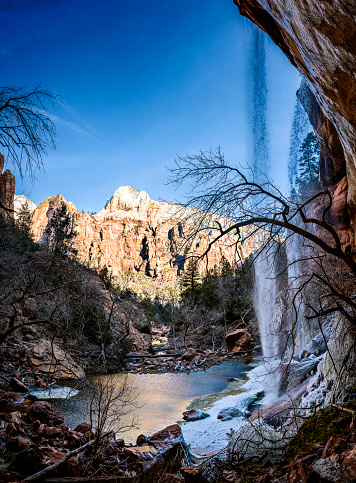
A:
233,0,356,224
0,152,15,221
31,195,258,278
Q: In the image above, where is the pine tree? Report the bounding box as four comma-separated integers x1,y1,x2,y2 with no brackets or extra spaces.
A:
44,204,77,256
296,132,320,193
200,267,219,308
16,201,33,239
288,97,310,194
180,258,201,301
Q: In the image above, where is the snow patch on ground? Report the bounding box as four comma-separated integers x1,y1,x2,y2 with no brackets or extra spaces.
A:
29,386,79,400
182,364,270,454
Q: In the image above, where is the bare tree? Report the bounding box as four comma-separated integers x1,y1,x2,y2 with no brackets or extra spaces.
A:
79,374,139,475
0,85,59,178
168,147,356,330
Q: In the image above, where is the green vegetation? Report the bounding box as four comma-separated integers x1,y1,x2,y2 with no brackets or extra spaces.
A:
284,404,354,461
15,201,33,239
180,258,201,301
44,204,78,256
296,131,320,193
73,302,113,344
0,214,125,360
180,256,255,327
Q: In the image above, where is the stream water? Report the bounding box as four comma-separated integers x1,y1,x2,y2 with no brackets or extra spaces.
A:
35,358,262,453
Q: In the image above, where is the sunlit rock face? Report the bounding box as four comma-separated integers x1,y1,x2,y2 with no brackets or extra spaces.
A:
31,188,257,278
0,153,15,221
13,195,37,218
234,0,356,219
103,186,150,212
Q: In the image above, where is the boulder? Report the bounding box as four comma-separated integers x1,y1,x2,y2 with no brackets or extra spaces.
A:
28,401,65,426
225,329,251,353
42,448,65,466
217,407,250,421
300,350,311,360
133,316,152,335
10,377,29,393
136,434,150,445
8,392,25,404
74,422,91,434
181,348,198,361
312,458,347,482
149,424,182,452
123,445,159,468
182,409,210,422
180,466,203,480
342,447,356,478
28,339,85,379
44,426,62,437
34,376,47,388
66,430,86,449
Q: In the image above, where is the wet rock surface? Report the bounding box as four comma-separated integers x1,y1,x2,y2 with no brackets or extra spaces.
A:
217,406,250,421
182,409,210,422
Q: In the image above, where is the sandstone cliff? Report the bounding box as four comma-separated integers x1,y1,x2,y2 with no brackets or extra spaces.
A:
234,0,356,231
0,152,15,221
30,187,257,278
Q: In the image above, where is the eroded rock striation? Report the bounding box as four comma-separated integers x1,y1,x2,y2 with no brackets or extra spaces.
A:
30,187,257,278
0,152,15,221
233,0,356,226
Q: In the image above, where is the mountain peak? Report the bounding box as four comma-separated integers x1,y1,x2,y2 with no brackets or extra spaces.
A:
104,186,150,212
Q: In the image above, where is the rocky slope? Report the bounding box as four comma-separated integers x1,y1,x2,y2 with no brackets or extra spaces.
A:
27,186,258,279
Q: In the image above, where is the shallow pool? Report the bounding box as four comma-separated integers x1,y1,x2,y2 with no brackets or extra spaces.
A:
53,358,258,444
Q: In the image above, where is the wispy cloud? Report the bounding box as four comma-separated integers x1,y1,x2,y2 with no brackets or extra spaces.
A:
49,113,98,140
0,49,12,56
61,103,113,145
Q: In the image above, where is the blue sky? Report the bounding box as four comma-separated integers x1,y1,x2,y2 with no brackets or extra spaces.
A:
1,0,300,212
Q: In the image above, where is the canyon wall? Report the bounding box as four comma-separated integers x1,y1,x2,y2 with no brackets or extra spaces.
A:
233,0,356,398
29,186,257,279
0,152,15,221
234,0,356,229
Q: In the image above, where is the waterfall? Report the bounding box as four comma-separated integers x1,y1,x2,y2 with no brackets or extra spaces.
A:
249,27,269,183
285,232,326,359
247,27,283,395
254,251,278,361
286,234,306,357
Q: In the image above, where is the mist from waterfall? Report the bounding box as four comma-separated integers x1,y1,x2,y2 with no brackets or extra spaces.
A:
248,26,281,394
286,234,312,358
254,251,278,361
249,27,269,183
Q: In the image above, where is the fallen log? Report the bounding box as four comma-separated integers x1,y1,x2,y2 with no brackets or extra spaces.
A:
152,346,185,353
331,403,356,417
45,479,133,482
23,431,112,482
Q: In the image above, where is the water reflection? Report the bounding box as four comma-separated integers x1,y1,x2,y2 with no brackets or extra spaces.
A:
54,359,254,443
